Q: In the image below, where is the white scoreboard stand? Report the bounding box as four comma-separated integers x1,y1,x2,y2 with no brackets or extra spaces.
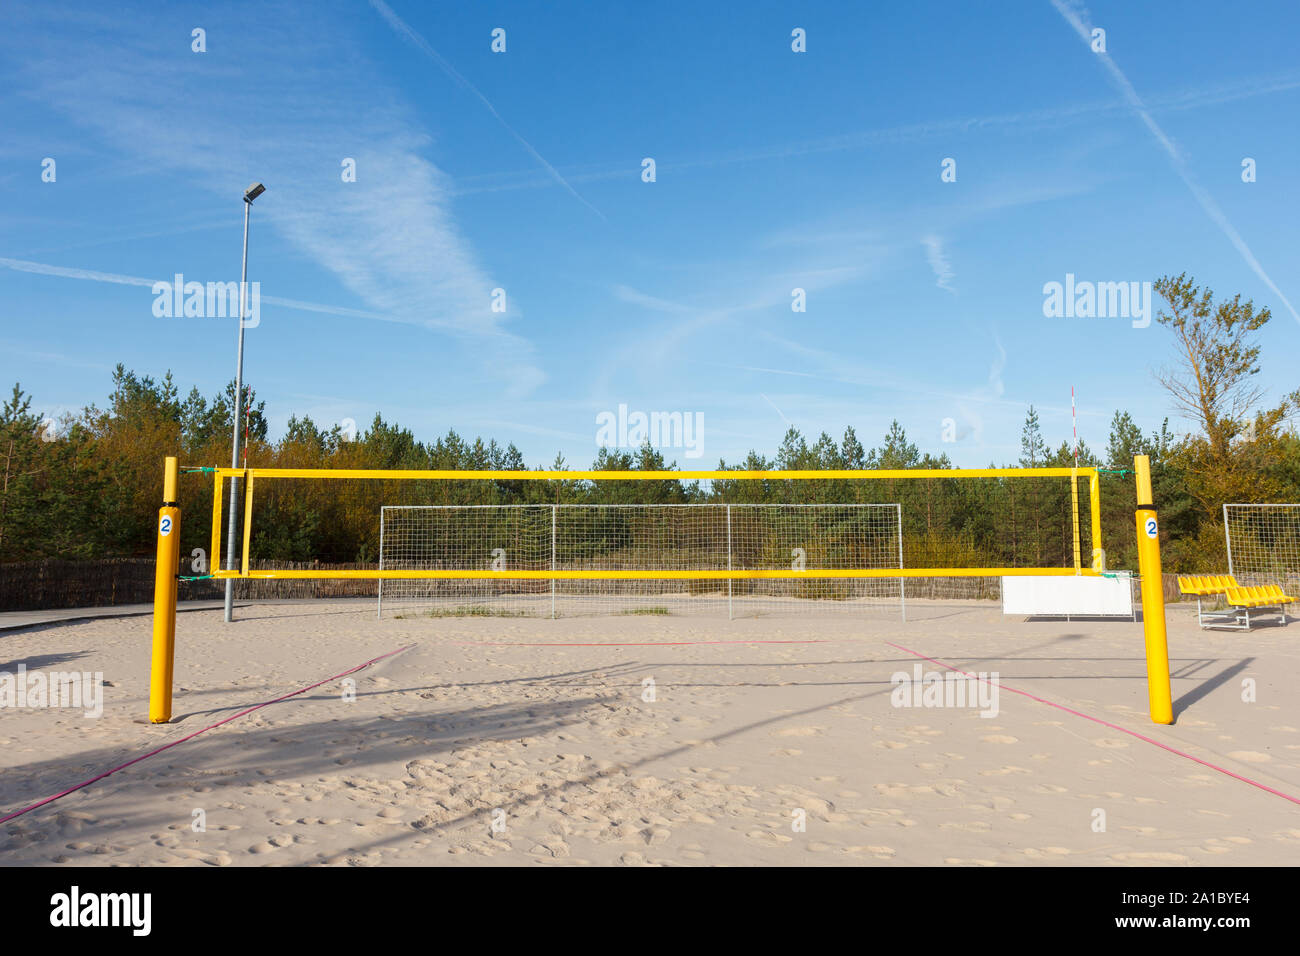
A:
1001,572,1135,621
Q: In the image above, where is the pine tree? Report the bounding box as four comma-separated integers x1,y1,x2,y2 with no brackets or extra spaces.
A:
1019,406,1047,468
1105,410,1145,468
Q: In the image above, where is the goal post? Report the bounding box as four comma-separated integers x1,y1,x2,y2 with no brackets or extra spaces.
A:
1224,503,1300,590
376,502,907,620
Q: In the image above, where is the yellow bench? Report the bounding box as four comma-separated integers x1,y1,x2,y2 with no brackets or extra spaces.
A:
1178,575,1294,629
1177,575,1238,596
1226,585,1297,608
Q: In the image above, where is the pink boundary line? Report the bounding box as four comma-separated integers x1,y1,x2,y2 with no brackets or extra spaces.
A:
885,641,1300,808
0,644,413,826
451,639,833,647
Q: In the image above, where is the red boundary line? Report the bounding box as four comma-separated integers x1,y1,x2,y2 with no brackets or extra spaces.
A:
0,645,413,825
886,641,1300,807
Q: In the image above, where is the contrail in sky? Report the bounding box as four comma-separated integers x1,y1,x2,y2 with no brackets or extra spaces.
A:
368,0,606,220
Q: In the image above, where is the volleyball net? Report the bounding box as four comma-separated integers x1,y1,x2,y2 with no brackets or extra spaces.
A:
146,460,1116,722
196,466,1103,607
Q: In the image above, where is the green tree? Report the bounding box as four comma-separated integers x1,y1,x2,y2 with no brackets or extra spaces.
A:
1153,273,1299,517
870,421,920,469
1019,406,1047,467
840,426,866,469
1105,410,1145,467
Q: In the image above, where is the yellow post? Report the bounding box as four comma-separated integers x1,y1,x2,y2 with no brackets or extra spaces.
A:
1134,455,1173,724
241,471,255,576
209,471,223,579
1069,471,1082,572
1089,472,1104,570
149,456,181,723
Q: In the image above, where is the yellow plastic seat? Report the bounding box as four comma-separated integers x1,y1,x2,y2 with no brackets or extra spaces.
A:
1178,574,1238,595
1225,585,1296,608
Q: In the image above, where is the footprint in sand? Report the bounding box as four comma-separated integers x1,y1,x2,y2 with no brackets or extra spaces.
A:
680,843,708,861
1022,846,1071,859
774,726,824,738
843,845,896,858
982,735,1018,744
1227,751,1272,763
904,726,943,737
530,836,571,858
939,821,992,832
874,782,936,798
1110,851,1189,863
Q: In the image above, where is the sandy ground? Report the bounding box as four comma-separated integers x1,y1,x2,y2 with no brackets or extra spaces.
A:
1,598,1298,866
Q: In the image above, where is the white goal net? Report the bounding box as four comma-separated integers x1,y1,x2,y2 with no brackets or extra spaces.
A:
378,503,904,619
1224,503,1300,592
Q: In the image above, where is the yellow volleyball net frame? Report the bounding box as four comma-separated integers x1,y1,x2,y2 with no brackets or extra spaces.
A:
149,459,1108,723
204,464,1105,582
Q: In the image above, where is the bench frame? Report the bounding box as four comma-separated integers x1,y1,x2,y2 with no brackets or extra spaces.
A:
1179,575,1293,630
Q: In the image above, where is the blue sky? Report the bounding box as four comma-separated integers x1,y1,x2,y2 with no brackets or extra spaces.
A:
2,0,1297,468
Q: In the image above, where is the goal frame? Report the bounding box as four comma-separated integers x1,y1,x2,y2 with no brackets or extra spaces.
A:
1224,502,1300,588
375,501,908,621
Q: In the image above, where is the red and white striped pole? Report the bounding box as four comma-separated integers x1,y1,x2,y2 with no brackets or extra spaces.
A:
1071,386,1078,467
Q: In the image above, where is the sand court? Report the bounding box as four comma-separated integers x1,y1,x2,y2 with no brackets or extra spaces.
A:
1,599,1297,866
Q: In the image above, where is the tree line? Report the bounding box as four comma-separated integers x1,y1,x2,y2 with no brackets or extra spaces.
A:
2,274,1296,575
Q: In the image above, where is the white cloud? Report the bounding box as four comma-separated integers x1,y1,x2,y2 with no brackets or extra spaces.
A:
921,235,955,293
988,334,1007,397
7,4,547,396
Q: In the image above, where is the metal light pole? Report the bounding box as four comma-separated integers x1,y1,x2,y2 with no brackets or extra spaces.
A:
224,182,266,622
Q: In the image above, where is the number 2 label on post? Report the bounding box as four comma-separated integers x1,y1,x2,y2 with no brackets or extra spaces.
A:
1145,517,1158,538
160,516,173,537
